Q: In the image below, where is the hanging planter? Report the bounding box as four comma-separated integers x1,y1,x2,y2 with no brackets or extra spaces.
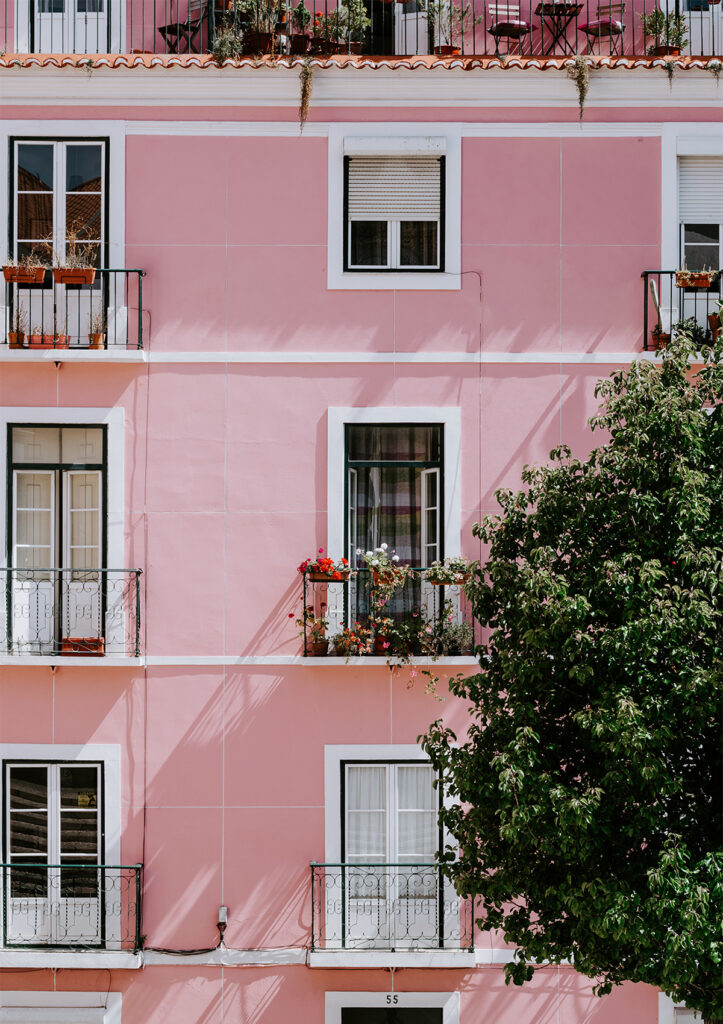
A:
675,269,718,288
3,265,47,285
53,267,96,286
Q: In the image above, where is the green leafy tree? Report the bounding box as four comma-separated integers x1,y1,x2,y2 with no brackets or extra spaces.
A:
423,330,723,1020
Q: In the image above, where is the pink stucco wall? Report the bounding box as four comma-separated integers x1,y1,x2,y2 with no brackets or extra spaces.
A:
0,78,703,1024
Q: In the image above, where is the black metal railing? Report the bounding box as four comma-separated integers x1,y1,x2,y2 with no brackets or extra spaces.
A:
642,270,722,350
301,567,478,658
310,862,474,951
0,863,142,950
2,269,145,351
0,568,143,657
1,0,720,57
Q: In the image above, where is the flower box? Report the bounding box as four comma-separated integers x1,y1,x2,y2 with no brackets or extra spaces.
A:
8,332,25,348
307,569,350,582
3,265,47,284
675,270,718,288
60,636,105,656
428,573,471,586
53,267,96,286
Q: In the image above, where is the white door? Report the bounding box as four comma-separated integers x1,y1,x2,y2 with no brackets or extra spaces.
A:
64,470,103,644
26,0,116,53
5,763,102,946
344,763,439,949
395,2,430,53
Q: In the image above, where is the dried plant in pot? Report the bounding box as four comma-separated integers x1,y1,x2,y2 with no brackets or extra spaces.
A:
427,0,483,55
52,224,97,286
7,306,28,348
3,252,49,285
88,308,106,349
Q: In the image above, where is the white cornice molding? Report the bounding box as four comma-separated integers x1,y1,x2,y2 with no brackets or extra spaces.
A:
0,66,721,107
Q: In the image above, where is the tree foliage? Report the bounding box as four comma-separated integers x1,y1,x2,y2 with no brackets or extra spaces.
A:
423,331,723,1019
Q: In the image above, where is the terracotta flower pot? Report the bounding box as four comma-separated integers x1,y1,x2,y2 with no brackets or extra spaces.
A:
8,332,25,348
650,330,670,351
53,267,96,286
88,333,106,349
28,333,42,346
307,639,328,656
307,570,350,582
3,265,47,284
243,30,274,52
61,636,105,656
708,313,721,340
54,333,69,349
651,44,679,55
290,32,310,52
374,635,392,655
434,44,460,54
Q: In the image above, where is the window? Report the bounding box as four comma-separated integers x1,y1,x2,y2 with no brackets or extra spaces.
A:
3,760,104,946
12,140,107,272
344,156,444,271
7,424,107,654
678,156,722,278
326,992,460,1024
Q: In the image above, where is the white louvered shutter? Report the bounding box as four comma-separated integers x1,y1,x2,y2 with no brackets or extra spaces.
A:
347,157,441,222
678,156,723,222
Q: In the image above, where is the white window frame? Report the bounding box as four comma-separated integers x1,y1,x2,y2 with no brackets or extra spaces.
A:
11,140,107,271
0,991,121,1024
0,407,124,572
661,126,723,271
327,407,461,566
658,995,702,1024
0,743,121,952
325,991,459,1024
328,127,461,291
0,122,125,271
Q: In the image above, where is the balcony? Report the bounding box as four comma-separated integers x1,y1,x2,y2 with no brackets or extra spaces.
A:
0,568,143,660
1,0,721,58
2,269,145,355
642,269,722,350
310,862,474,964
0,863,142,952
301,566,478,659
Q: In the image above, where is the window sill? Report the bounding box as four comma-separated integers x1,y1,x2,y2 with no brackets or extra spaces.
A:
0,949,142,969
328,270,461,291
308,949,476,968
0,655,143,667
0,348,147,363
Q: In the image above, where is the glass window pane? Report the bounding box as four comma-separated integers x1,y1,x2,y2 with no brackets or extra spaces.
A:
348,425,441,463
16,510,52,548
10,811,48,854
17,144,53,192
683,245,720,272
397,812,436,857
16,547,52,571
60,766,98,807
350,221,387,266
61,428,103,464
37,0,65,11
347,766,386,810
347,811,386,857
70,511,99,548
9,766,47,809
60,862,99,899
355,467,422,565
12,427,60,464
65,194,101,240
684,223,719,246
17,193,53,243
399,221,438,267
66,146,102,192
69,472,100,510
10,863,48,899
343,1008,443,1024
77,0,105,11
60,811,98,855
16,473,52,510
397,766,436,810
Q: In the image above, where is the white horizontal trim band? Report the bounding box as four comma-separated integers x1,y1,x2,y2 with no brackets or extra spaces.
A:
144,351,656,364
0,951,141,969
344,135,446,156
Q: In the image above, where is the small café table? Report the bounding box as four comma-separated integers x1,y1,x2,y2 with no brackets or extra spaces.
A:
535,0,585,54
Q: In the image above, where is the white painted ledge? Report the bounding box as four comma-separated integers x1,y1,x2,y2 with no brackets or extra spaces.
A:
142,946,307,966
143,655,479,667
0,656,143,667
308,950,476,968
0,349,146,363
0,950,142,969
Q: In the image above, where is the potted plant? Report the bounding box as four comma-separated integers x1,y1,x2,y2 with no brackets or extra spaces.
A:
332,623,372,656
213,25,246,58
52,224,97,286
439,619,474,656
650,323,670,350
88,308,106,349
708,304,721,341
356,544,411,586
427,0,483,55
8,306,28,348
28,324,45,347
235,0,278,52
674,266,719,289
54,320,69,349
2,253,48,285
60,636,105,655
640,8,688,55
290,0,311,50
425,555,474,586
298,550,352,581
296,605,329,656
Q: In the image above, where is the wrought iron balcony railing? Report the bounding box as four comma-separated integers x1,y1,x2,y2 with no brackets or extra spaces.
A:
1,0,721,58
0,568,143,657
311,862,474,951
2,269,145,351
301,566,479,658
1,863,142,950
642,269,722,351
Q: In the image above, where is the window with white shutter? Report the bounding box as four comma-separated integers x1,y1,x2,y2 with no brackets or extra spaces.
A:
678,156,723,277
344,156,444,271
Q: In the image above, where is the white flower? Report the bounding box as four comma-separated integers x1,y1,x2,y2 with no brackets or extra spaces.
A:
392,555,400,562
355,548,362,555
380,543,388,550
371,559,379,566
365,551,373,558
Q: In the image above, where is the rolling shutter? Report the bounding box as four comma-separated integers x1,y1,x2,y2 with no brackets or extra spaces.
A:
347,157,441,222
678,156,723,222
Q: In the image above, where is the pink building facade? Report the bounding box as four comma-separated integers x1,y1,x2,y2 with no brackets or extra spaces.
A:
0,19,721,1024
